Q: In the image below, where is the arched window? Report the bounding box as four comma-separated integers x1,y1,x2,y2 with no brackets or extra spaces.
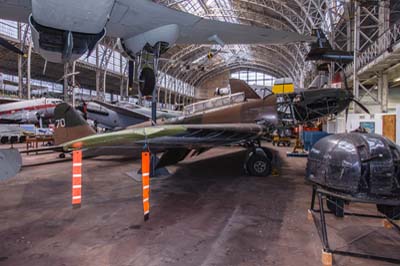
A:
230,69,275,87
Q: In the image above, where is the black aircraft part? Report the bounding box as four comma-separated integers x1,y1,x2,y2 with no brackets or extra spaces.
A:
0,36,24,55
306,133,400,210
306,28,353,63
377,204,400,220
139,67,156,96
327,196,345,217
292,88,352,123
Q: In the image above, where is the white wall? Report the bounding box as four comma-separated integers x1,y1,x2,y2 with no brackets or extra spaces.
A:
329,109,399,143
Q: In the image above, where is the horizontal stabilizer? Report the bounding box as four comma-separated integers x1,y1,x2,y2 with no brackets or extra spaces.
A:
0,149,22,180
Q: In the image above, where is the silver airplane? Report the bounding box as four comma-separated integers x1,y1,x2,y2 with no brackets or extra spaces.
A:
0,0,313,64
0,97,63,124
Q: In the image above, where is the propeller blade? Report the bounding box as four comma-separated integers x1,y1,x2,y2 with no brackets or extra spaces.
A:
0,36,24,55
345,107,349,133
353,99,370,114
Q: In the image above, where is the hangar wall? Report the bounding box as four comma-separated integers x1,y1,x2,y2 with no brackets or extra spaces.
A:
196,71,229,99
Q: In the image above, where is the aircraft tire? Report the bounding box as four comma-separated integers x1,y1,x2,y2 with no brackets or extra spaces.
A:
139,67,156,96
246,153,271,177
0,136,8,144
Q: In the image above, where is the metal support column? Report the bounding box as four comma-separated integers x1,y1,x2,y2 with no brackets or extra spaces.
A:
381,73,388,113
26,42,32,100
379,0,390,113
95,46,100,100
63,63,69,102
353,1,360,112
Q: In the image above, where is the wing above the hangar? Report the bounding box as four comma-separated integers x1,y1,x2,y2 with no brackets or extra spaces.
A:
107,0,314,45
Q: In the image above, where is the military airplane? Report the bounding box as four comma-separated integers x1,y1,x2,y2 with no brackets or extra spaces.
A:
0,83,363,188
52,83,361,177
0,97,63,124
79,100,180,130
306,29,353,63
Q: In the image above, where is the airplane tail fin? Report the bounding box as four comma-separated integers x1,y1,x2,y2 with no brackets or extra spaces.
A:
54,103,96,145
229,79,261,99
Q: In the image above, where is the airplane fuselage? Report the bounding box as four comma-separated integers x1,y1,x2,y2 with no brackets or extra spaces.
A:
0,98,63,124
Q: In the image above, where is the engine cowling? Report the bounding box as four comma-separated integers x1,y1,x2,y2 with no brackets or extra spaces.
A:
29,0,115,63
120,24,179,58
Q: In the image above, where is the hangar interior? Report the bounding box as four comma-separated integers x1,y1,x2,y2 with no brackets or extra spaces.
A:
1,1,400,266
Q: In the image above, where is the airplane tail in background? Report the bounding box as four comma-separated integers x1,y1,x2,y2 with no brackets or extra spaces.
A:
54,103,96,145
306,28,353,63
229,79,261,99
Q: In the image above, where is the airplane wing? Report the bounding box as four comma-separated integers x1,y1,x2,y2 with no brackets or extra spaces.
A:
108,0,314,44
62,123,265,151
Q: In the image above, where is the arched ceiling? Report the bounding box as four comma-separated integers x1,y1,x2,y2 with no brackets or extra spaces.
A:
154,0,344,88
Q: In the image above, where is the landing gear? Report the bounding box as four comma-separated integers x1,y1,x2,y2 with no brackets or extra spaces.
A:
244,144,273,177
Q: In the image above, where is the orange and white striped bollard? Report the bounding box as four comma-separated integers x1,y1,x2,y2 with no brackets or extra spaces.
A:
72,150,82,208
142,151,150,221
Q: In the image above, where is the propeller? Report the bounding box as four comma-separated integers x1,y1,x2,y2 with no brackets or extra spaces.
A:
341,71,370,132
352,98,370,114
0,36,24,55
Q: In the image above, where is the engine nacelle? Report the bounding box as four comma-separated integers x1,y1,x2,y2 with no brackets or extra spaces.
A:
120,24,179,58
29,0,114,63
31,0,115,34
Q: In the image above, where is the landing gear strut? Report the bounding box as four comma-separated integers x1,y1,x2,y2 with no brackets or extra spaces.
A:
244,141,273,177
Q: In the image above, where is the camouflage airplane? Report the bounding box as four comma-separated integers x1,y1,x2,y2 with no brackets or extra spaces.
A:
53,81,359,177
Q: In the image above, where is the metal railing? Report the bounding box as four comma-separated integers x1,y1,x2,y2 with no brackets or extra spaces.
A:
345,23,400,76
183,92,245,115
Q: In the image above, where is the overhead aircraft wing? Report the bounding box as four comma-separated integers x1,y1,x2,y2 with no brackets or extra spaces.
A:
107,0,314,45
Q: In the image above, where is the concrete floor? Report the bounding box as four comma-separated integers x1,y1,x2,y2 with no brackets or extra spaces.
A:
0,144,399,266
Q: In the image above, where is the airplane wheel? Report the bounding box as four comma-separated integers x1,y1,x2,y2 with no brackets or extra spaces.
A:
139,67,156,96
1,136,8,144
246,153,271,177
59,153,66,159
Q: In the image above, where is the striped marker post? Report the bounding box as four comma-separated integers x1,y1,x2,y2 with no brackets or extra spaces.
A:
72,150,82,208
142,151,150,221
